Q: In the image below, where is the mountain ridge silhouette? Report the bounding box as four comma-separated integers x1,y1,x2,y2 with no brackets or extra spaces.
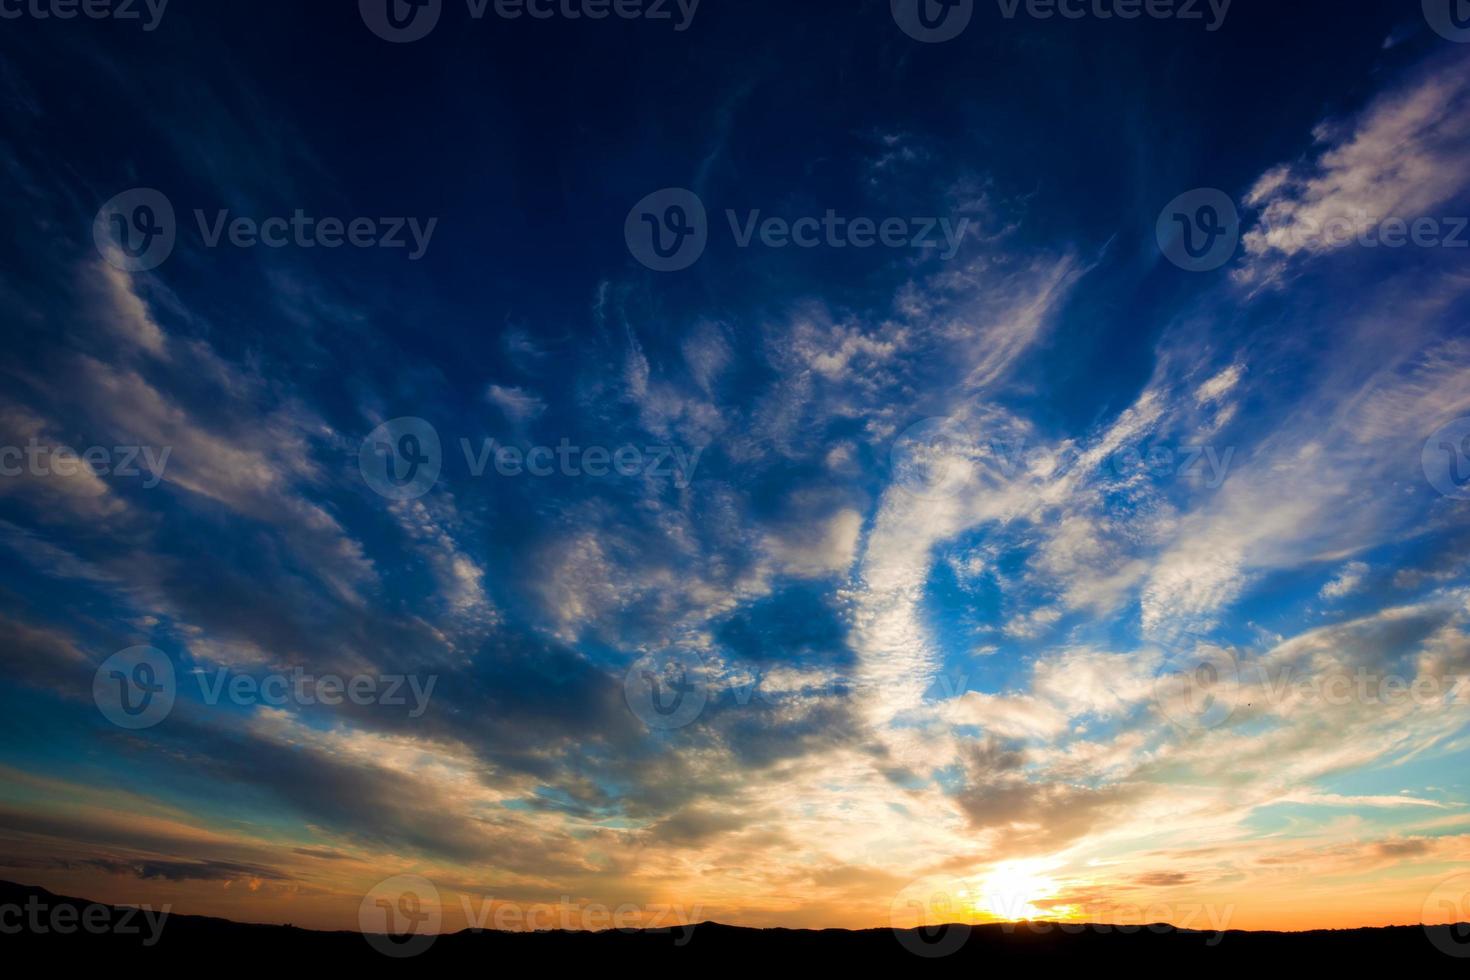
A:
4,879,1466,967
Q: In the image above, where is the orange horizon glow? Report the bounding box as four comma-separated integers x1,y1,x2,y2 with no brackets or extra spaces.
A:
7,803,1470,937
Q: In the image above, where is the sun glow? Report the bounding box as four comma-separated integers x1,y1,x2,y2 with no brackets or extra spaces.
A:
980,863,1068,921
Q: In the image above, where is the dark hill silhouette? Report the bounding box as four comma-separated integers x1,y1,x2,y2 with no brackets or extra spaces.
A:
3,880,1466,968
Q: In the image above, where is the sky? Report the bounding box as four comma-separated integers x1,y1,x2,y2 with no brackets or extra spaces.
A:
1,0,1470,939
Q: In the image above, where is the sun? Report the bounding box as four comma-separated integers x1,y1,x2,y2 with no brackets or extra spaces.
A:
979,863,1064,921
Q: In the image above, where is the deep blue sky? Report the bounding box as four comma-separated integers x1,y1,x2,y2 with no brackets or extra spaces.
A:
1,0,1469,935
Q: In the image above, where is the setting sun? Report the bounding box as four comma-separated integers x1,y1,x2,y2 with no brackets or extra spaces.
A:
980,864,1066,922
4,0,1470,970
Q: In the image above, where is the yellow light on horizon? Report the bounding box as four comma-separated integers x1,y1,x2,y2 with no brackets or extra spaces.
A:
979,863,1063,922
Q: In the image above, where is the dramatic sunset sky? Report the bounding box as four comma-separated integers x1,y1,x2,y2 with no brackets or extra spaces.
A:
1,0,1469,935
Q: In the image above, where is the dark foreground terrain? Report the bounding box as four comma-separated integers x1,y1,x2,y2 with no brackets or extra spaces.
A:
3,880,1466,968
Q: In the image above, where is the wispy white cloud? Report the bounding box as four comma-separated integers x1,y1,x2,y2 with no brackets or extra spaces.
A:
1239,53,1470,286
1321,561,1370,600
485,384,547,423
